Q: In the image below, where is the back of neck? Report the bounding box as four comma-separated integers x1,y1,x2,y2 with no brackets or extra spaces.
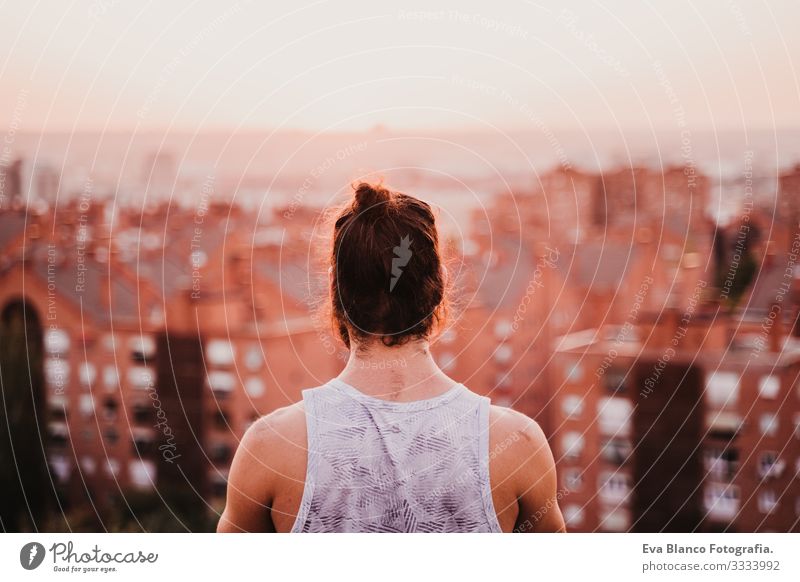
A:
336,339,457,402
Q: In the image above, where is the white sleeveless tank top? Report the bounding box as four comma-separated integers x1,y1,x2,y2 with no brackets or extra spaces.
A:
290,378,502,533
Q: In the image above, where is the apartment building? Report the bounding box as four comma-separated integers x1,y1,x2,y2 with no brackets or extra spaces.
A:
0,199,341,524
552,306,800,532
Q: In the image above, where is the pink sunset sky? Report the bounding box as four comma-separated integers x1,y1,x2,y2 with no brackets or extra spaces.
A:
1,0,798,133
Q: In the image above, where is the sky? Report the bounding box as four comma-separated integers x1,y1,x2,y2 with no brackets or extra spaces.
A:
1,0,799,132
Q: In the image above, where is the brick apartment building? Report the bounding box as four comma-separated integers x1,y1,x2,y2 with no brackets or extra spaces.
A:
2,157,797,531
0,196,341,524
551,305,800,532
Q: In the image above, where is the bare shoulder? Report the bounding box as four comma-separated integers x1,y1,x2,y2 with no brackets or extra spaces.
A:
488,405,564,532
219,401,308,533
242,401,307,459
229,401,308,491
488,405,548,452
487,405,555,484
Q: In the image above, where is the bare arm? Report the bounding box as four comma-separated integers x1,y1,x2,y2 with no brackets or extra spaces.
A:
217,417,276,533
513,418,566,532
491,406,566,533
218,402,307,533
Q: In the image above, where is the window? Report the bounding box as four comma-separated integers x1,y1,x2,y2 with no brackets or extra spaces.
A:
758,452,785,479
561,432,585,460
48,422,69,449
563,504,584,527
563,468,583,492
759,413,779,437
494,319,513,339
48,395,68,421
79,395,95,418
758,375,781,399
132,402,151,424
704,483,740,521
705,372,740,409
44,329,70,355
104,458,121,478
150,306,163,325
103,366,119,391
104,427,119,445
128,366,155,390
704,447,738,481
706,411,743,440
601,438,631,466
566,362,583,382
494,344,512,363
243,345,263,371
129,335,156,363
598,472,630,504
758,490,778,515
129,460,156,490
132,433,155,457
80,456,96,475
49,455,71,483
599,507,630,532
102,397,118,421
598,397,633,437
603,368,626,394
45,358,70,390
207,339,235,367
561,395,584,419
245,377,265,397
207,371,236,395
78,362,97,388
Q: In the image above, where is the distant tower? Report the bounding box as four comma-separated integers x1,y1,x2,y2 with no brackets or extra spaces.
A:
0,159,23,208
778,164,800,236
29,162,60,205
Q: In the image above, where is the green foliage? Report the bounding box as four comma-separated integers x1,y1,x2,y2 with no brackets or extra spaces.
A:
104,487,218,532
714,221,759,309
40,487,218,532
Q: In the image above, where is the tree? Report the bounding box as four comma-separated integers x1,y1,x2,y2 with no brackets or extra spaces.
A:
0,301,55,531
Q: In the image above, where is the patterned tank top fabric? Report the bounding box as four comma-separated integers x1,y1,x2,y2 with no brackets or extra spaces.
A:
290,378,502,533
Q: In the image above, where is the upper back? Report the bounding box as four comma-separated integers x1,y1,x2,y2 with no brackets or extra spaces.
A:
223,382,562,533
290,379,501,533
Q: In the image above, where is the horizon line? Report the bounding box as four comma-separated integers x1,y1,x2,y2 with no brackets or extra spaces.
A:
5,126,800,136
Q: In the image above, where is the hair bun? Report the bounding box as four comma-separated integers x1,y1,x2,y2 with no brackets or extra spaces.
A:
353,182,391,211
